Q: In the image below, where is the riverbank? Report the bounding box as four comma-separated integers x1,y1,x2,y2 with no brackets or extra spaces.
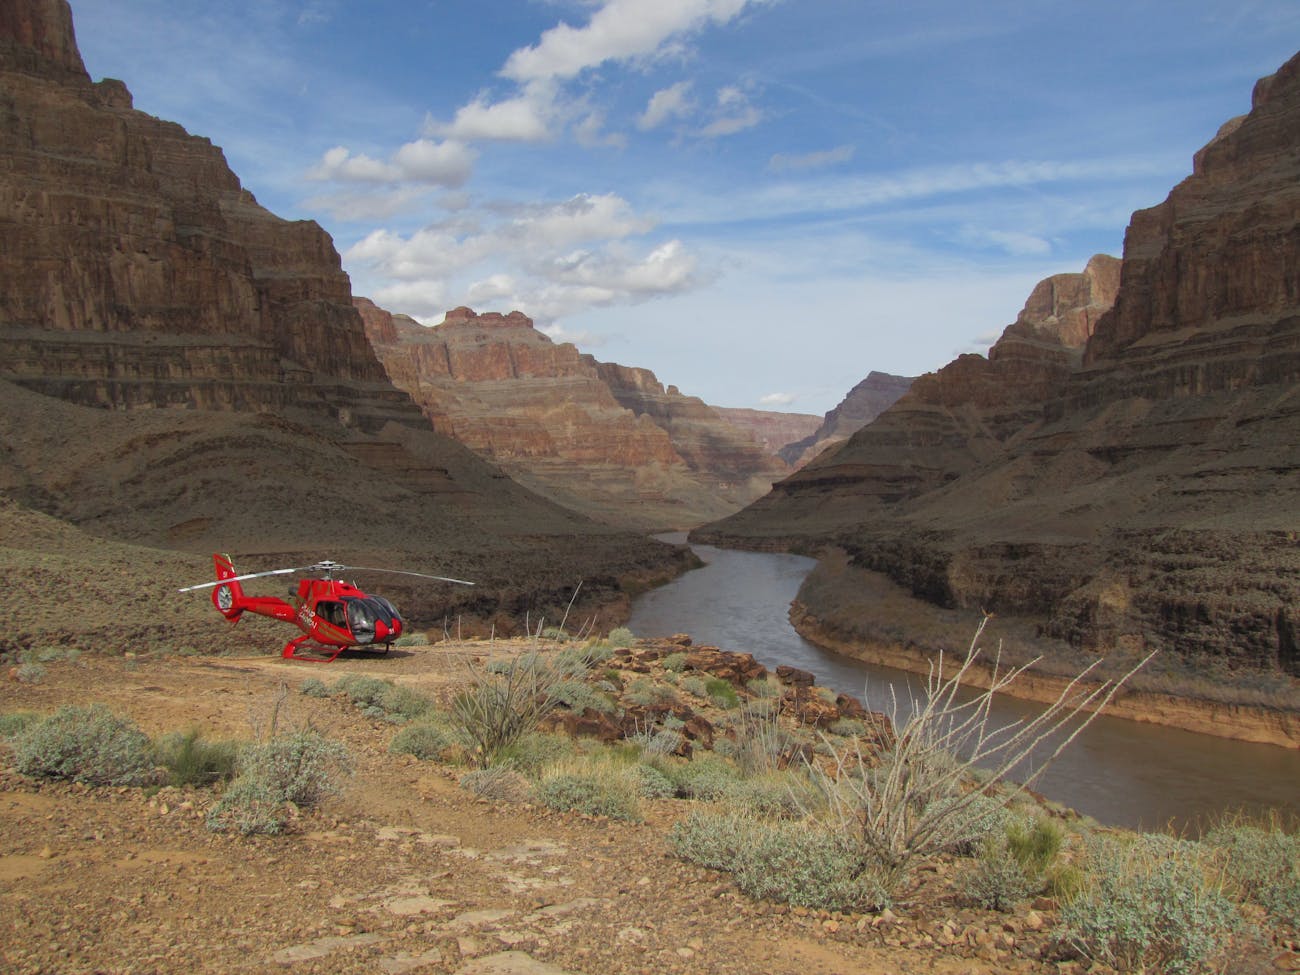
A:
790,601,1300,749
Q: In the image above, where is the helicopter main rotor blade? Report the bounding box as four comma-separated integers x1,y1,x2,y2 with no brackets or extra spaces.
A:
176,567,301,593
333,565,475,586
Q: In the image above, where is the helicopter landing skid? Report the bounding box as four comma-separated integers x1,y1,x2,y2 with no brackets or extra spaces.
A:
281,634,345,663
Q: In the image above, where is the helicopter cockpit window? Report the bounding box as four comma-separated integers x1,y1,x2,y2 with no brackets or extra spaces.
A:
343,596,403,645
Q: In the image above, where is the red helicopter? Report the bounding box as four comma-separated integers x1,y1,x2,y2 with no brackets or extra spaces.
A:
179,554,473,662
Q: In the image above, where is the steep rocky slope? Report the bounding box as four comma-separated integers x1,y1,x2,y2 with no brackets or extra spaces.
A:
710,406,821,456
778,371,915,468
0,0,690,651
699,51,1300,681
358,301,791,530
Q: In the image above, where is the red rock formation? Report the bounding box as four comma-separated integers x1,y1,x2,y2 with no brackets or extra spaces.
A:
358,300,792,530
699,53,1300,676
710,407,821,457
777,371,916,467
0,0,405,428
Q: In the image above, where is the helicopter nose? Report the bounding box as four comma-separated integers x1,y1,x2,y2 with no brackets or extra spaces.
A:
374,619,390,641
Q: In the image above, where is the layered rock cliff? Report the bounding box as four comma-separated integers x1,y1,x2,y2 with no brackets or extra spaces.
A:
357,301,792,530
699,49,1300,681
777,371,915,468
0,0,411,429
0,0,690,647
711,407,821,457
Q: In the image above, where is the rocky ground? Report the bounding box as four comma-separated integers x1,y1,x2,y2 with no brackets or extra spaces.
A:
0,642,1128,975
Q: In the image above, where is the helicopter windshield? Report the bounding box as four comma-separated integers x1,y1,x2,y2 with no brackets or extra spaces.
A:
343,595,402,645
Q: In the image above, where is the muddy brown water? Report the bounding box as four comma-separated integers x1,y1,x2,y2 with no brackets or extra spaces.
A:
628,541,1300,830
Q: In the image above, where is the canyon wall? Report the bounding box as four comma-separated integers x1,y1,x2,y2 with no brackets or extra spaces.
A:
778,371,915,468
358,301,793,530
698,50,1300,680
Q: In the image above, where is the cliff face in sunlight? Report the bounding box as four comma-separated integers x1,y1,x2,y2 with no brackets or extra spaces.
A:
358,301,794,531
697,53,1300,674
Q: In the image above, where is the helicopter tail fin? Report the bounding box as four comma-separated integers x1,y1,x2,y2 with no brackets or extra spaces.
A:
212,553,247,620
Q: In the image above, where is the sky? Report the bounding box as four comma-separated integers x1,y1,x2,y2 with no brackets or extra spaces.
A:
68,1,1300,416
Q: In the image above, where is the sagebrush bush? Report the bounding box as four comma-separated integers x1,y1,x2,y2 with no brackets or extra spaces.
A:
331,674,431,723
656,753,737,800
633,763,676,799
670,810,888,912
721,771,817,820
0,711,41,738
1061,833,1238,975
153,729,239,788
1203,820,1300,926
534,760,643,821
459,767,531,802
662,651,688,672
389,721,459,761
626,676,677,707
12,704,156,786
550,679,617,714
495,731,578,776
626,723,682,757
206,778,287,835
236,730,352,807
299,677,330,698
705,678,739,709
607,627,635,648
961,837,1036,912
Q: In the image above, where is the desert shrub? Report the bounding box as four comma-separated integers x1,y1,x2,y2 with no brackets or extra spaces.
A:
459,767,531,802
389,721,459,761
451,653,578,767
828,717,868,738
731,704,794,777
298,677,331,698
722,771,817,820
0,711,41,738
626,723,682,757
680,676,708,699
550,679,617,715
662,652,688,672
633,763,677,799
14,663,46,684
959,815,1061,912
625,677,676,708
205,778,288,835
1061,833,1238,975
534,759,643,821
331,674,430,723
747,676,781,699
656,753,737,800
1203,819,1300,926
670,810,888,912
607,627,635,648
236,730,352,808
153,729,240,788
495,731,578,776
393,631,428,647
923,792,1011,856
705,678,739,709
12,704,156,786
541,626,570,642
809,618,1149,895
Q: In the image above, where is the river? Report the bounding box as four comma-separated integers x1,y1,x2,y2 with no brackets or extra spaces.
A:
627,540,1300,830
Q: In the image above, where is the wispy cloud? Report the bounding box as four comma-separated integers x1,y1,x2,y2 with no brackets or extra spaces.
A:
759,391,796,406
638,81,695,130
768,145,855,173
307,139,476,186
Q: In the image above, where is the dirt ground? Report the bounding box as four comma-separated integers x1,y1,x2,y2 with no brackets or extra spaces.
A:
0,641,1105,975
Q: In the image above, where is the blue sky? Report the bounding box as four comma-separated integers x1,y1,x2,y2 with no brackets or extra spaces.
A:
70,0,1299,415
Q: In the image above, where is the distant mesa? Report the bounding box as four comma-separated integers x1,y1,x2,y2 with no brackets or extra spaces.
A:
357,300,808,531
697,51,1300,677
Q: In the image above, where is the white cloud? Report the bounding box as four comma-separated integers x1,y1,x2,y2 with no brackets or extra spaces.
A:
541,323,609,348
637,80,695,130
501,0,760,83
301,185,433,222
308,139,476,187
574,110,628,148
699,85,762,137
768,145,855,173
759,392,796,406
430,83,558,142
956,225,1054,256
344,195,704,325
